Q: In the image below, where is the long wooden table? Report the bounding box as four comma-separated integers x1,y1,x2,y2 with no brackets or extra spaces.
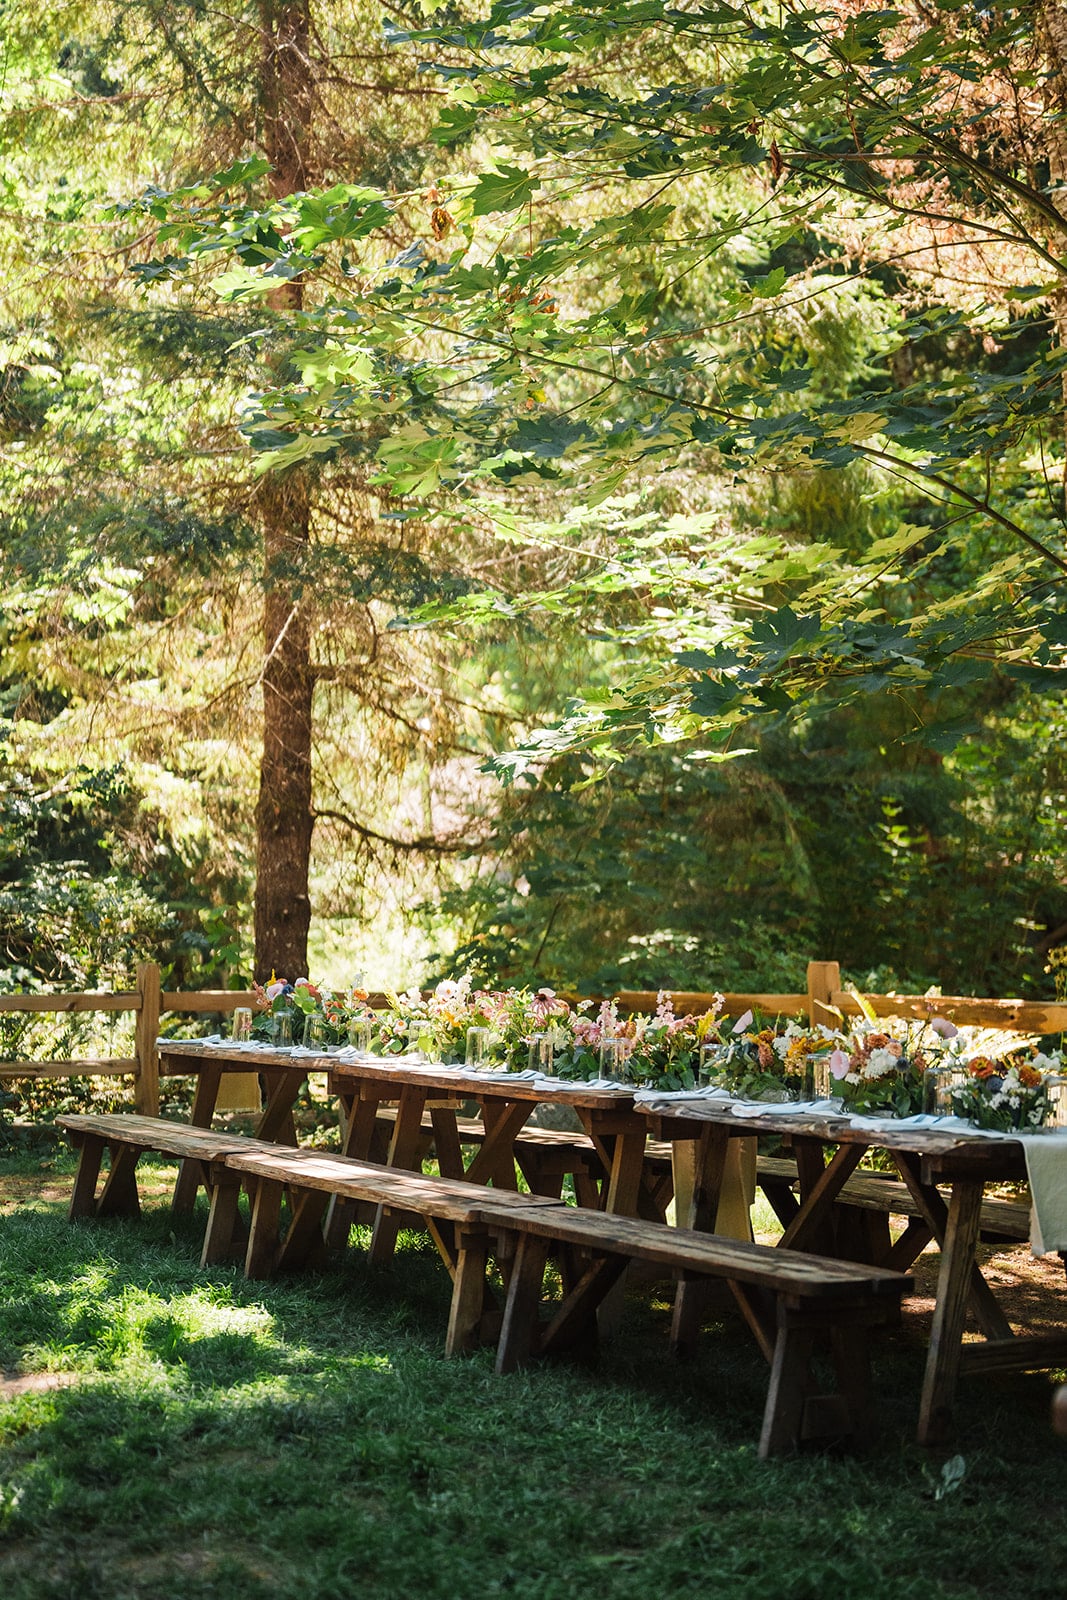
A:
157,1040,310,1211
155,1041,1066,1445
325,1055,666,1261
640,1095,1067,1445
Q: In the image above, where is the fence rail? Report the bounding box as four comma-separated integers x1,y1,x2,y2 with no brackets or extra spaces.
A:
0,959,1062,1117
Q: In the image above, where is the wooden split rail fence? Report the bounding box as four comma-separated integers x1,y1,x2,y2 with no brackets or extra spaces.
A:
2,959,1066,1118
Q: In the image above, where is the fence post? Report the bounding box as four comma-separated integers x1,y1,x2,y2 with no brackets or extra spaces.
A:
134,961,161,1115
807,959,841,1029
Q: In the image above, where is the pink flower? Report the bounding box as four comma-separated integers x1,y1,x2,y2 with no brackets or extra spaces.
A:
732,1009,753,1034
930,1017,959,1039
265,980,286,1001
829,1049,850,1080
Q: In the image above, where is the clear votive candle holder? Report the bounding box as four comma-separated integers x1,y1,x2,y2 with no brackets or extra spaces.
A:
303,1014,329,1052
231,1007,253,1043
271,1010,294,1048
348,1018,373,1054
465,1026,491,1070
599,1036,627,1081
528,1033,554,1074
697,1039,719,1088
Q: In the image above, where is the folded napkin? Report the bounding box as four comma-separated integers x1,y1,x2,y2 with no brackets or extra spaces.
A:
468,1067,540,1084
1017,1131,1067,1255
730,1098,827,1118
633,1087,736,1106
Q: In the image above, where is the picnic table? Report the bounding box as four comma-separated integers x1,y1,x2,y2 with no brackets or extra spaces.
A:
157,1039,310,1210
153,1040,1067,1445
638,1093,1067,1444
325,1054,664,1261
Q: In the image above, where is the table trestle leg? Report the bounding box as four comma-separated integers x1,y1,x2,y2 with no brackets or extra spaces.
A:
68,1133,106,1220
445,1226,492,1356
201,1166,247,1266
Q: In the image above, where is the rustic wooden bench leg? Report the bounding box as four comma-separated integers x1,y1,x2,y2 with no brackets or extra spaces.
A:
884,1216,933,1272
760,1318,815,1458
496,1234,551,1373
69,1134,106,1219
514,1149,566,1200
445,1226,491,1356
759,1174,800,1229
245,1178,285,1280
276,1189,331,1272
201,1167,247,1266
95,1144,143,1218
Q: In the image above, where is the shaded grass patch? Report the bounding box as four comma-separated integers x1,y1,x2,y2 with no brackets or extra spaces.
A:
0,1153,1063,1599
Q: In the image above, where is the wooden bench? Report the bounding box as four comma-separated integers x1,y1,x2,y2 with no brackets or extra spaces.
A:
373,1108,680,1217
57,1113,912,1455
487,1202,911,1456
754,1154,1030,1267
58,1112,292,1266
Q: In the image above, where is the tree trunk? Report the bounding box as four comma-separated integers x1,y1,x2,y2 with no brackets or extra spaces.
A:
1038,3,1067,491
253,0,316,982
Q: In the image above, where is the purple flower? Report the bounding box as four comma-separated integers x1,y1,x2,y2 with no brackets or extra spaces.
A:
930,1016,959,1039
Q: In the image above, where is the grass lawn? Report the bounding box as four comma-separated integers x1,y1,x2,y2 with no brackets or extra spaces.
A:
0,1142,1065,1600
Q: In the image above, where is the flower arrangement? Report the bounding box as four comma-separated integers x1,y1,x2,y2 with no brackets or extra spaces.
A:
702,1011,835,1101
623,993,722,1090
251,976,373,1047
825,1010,967,1118
949,1051,1055,1131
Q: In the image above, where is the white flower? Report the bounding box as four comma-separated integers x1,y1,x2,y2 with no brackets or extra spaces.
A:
865,1047,898,1079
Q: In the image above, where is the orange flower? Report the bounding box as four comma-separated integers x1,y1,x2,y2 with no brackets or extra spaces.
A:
968,1056,998,1080
1017,1062,1043,1090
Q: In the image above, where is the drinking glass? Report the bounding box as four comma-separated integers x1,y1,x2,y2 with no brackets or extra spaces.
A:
271,1010,294,1048
697,1038,720,1088
599,1036,627,1081
527,1033,554,1074
231,1007,253,1043
347,1018,374,1054
810,1053,831,1101
465,1026,491,1070
303,1014,329,1052
1046,1074,1067,1129
923,1064,964,1116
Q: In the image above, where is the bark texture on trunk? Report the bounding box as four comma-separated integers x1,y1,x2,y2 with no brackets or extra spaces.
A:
254,473,314,982
1039,3,1067,490
253,0,316,982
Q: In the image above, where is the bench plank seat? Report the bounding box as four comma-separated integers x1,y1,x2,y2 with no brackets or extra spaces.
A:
755,1154,1030,1253
57,1111,912,1456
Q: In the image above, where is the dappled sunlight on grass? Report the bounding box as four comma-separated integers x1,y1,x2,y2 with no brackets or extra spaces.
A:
0,1153,1065,1599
